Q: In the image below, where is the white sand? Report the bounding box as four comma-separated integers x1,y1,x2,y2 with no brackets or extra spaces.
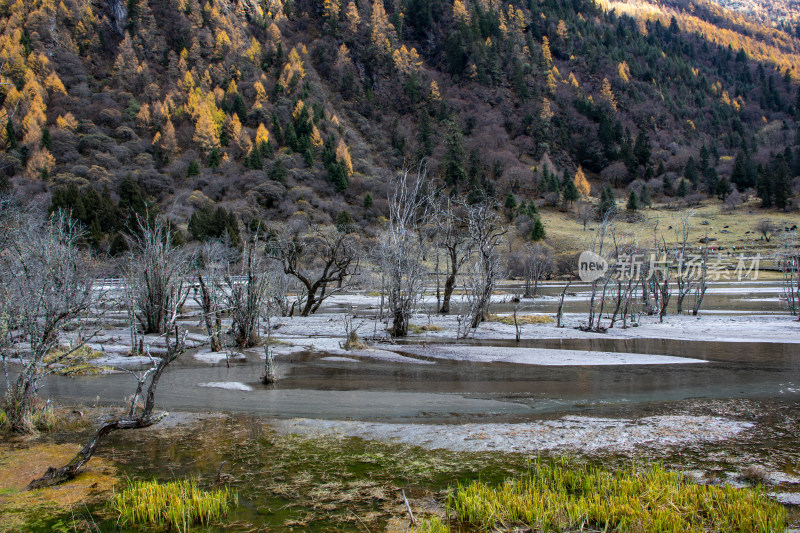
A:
275,415,753,454
395,345,705,365
193,351,247,364
198,381,253,391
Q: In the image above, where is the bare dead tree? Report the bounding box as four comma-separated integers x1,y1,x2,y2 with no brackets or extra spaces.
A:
778,233,800,319
226,235,273,348
434,197,473,314
523,243,554,298
193,241,233,354
125,217,189,335
674,211,696,315
380,166,431,337
586,216,614,331
267,224,361,317
455,260,486,339
690,238,709,316
27,326,187,489
577,201,593,231
755,219,776,242
466,201,508,329
556,281,571,327
608,233,643,329
1,211,95,433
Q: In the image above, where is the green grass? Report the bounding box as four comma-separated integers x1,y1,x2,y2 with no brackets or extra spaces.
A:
445,457,786,532
417,515,450,532
111,478,237,531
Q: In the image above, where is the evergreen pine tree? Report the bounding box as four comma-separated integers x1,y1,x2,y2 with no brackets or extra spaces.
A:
562,176,579,208
597,186,616,220
442,119,466,187
530,217,546,241
505,192,517,210
627,190,638,212
663,174,673,196
677,178,688,197
685,157,699,187
640,184,651,207
715,177,732,200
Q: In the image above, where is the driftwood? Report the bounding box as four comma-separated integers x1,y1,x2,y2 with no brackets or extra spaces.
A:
401,489,416,526
27,328,186,490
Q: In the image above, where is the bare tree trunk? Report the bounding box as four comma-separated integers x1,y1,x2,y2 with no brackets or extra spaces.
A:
28,328,186,489
557,281,570,328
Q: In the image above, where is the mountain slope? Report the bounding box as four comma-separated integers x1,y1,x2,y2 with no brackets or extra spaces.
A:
1,0,798,250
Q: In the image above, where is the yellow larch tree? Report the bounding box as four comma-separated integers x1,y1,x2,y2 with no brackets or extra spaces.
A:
600,78,616,111
574,165,590,197
336,43,352,68
245,37,262,66
226,113,243,145
279,47,306,88
56,112,78,131
429,80,441,102
345,1,361,33
255,123,270,147
335,137,353,176
310,125,323,147
292,100,305,121
453,0,469,24
25,148,55,179
44,72,67,95
541,36,552,66
540,98,553,122
323,0,341,21
556,20,569,41
618,61,630,83
392,45,422,75
267,22,282,44
193,104,220,154
370,0,394,54
160,118,178,155
136,103,151,128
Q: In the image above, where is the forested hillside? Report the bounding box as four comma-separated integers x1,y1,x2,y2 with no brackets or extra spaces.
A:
2,0,800,252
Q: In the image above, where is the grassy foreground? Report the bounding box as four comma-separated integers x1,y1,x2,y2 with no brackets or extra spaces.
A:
111,478,237,531
424,457,785,533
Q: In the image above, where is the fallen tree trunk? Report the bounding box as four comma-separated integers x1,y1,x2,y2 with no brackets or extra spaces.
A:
27,328,185,490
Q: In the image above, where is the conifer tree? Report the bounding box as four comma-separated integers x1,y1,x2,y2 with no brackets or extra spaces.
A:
627,190,638,212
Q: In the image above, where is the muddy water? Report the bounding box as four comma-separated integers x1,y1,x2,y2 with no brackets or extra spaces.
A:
39,336,800,423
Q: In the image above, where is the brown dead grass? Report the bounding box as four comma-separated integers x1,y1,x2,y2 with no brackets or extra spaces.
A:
0,442,117,531
488,314,555,325
409,324,445,334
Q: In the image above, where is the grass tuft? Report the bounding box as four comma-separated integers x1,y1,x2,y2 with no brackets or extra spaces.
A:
445,457,786,532
416,515,450,532
488,314,555,325
43,345,107,376
409,324,445,334
111,478,237,531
